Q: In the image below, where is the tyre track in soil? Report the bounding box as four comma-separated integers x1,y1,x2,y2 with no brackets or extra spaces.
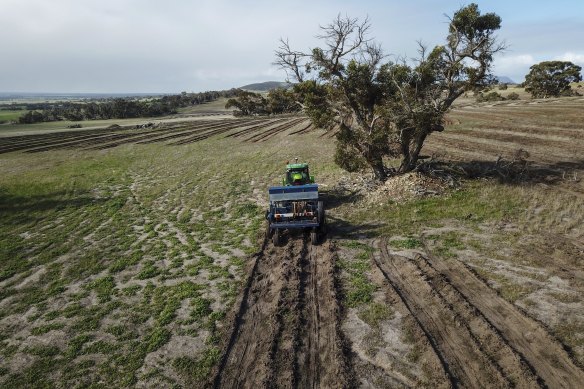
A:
419,242,584,388
374,238,584,388
212,236,351,388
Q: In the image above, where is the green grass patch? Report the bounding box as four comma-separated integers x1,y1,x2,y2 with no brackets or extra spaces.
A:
24,344,61,357
86,275,116,302
359,302,394,328
145,326,171,353
390,237,423,249
338,241,377,308
137,260,161,280
351,182,523,237
30,322,65,335
172,347,220,384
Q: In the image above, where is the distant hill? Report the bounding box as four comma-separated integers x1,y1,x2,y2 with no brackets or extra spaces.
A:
495,76,516,84
239,81,291,92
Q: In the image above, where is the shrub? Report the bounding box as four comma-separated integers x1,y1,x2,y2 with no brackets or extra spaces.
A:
476,91,506,102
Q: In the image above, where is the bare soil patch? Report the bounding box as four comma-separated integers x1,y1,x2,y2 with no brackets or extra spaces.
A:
211,237,352,388
374,238,584,388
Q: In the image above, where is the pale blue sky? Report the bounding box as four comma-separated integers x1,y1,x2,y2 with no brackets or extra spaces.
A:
1,0,582,93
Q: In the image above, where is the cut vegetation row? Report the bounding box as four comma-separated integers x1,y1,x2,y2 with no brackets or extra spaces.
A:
0,118,314,154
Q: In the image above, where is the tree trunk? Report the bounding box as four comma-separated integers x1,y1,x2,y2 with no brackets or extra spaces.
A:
368,157,387,181
398,131,428,173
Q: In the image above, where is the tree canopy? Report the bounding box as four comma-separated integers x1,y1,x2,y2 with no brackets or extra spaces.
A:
275,3,503,180
524,61,582,98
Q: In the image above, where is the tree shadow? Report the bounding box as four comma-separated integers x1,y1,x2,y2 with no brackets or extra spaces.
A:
320,188,364,211
325,214,383,241
416,158,584,186
0,189,108,227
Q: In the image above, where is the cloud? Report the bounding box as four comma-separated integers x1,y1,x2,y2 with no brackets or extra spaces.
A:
496,54,535,67
555,52,584,65
492,54,535,82
1,1,583,92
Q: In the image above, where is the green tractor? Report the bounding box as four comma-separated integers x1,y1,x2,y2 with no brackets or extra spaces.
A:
266,160,325,245
282,162,314,186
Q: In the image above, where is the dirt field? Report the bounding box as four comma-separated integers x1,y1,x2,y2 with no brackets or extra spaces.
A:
211,237,351,388
1,96,583,388
0,117,311,154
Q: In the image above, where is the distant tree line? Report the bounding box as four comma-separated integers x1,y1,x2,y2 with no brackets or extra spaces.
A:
18,90,240,124
225,88,301,116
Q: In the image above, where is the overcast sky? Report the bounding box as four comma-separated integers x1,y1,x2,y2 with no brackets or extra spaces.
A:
1,0,583,93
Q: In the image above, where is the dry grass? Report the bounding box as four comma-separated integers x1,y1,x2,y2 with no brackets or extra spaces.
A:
1,96,583,385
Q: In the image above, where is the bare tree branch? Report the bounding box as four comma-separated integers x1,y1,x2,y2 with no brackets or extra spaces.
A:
273,38,308,82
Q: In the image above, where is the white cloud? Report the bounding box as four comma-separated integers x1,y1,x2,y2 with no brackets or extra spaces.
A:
554,52,584,65
1,1,583,92
492,54,535,82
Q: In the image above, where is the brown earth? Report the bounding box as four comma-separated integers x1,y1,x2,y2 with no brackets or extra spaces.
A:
0,117,314,154
210,236,352,388
374,238,584,388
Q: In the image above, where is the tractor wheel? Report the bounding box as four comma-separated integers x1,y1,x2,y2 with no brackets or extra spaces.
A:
273,228,281,246
265,222,273,239
311,227,319,245
317,201,325,224
317,201,327,238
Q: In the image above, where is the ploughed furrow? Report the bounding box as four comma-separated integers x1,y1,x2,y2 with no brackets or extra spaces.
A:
470,123,584,140
426,135,567,164
450,109,584,130
0,127,132,154
437,132,580,162
65,129,184,150
464,128,584,151
213,238,304,388
244,118,306,142
420,246,584,388
319,127,339,138
225,118,289,138
86,124,213,149
213,238,349,388
170,120,264,145
0,126,124,145
295,240,350,388
288,120,313,135
422,143,494,162
113,120,244,146
480,104,584,114
424,136,505,161
24,128,168,153
374,240,537,388
135,121,231,144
